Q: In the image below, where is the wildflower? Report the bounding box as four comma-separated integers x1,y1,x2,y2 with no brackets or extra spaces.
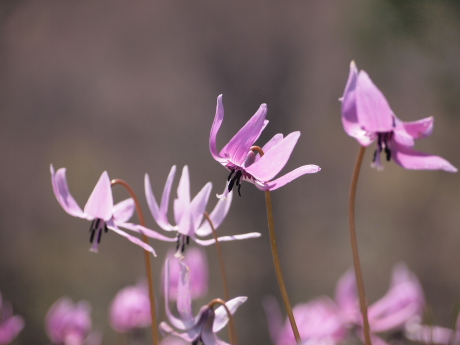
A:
161,247,208,300
210,95,321,199
45,297,101,345
341,61,457,172
145,165,261,255
51,165,170,254
160,260,246,345
108,280,151,333
0,293,24,344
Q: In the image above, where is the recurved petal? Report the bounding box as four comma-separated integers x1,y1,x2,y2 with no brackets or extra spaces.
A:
174,166,191,225
177,262,194,323
84,171,113,221
220,104,268,166
213,297,247,333
262,133,284,154
50,165,85,218
193,232,261,246
159,322,196,342
121,223,177,243
245,132,301,182
210,95,228,164
112,198,135,223
356,71,394,133
107,224,157,256
402,116,434,139
391,142,457,172
195,190,232,237
189,183,212,234
145,167,175,231
259,165,321,191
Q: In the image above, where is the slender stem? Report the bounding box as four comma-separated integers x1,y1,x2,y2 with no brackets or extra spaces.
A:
111,179,159,345
207,299,238,345
348,146,371,345
203,211,236,344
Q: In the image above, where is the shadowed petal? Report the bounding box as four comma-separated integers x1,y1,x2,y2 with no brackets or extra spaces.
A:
194,232,261,246
159,322,197,342
112,198,135,224
210,95,228,164
213,297,247,333
259,165,321,191
84,171,113,221
195,190,232,237
174,166,191,225
50,165,85,218
177,262,194,323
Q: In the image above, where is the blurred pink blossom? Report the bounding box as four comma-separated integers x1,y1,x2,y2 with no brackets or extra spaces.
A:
0,293,24,345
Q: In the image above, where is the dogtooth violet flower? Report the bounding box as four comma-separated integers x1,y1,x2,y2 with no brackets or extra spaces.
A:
109,280,151,333
0,293,24,345
46,297,101,345
160,259,247,345
341,61,457,172
51,165,173,254
210,95,321,199
144,165,261,255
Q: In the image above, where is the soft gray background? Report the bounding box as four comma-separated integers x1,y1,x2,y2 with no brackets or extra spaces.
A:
1,1,460,344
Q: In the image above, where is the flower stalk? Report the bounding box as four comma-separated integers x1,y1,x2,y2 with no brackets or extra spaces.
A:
110,179,159,345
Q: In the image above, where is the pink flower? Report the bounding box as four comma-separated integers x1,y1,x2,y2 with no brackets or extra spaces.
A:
161,247,208,300
108,280,151,333
210,95,321,199
45,298,101,345
341,61,457,172
51,165,172,254
0,293,24,345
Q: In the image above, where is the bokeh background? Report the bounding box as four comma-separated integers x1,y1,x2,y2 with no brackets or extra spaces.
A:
1,1,460,344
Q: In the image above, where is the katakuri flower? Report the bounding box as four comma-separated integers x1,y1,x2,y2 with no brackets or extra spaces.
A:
46,297,101,345
51,165,172,254
161,247,208,300
108,280,151,333
160,259,246,345
210,95,321,199
341,61,457,172
145,165,261,255
0,293,24,345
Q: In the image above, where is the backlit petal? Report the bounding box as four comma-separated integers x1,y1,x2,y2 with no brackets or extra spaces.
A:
195,189,232,237
107,224,156,256
209,95,228,164
84,172,113,221
50,165,85,218
259,165,321,191
213,297,247,333
112,198,135,223
194,232,261,246
177,262,193,323
174,166,191,225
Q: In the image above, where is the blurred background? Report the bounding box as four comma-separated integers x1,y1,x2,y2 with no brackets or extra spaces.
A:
1,1,460,344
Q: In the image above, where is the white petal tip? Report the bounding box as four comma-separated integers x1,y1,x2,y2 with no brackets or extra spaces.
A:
216,193,227,200
89,248,98,253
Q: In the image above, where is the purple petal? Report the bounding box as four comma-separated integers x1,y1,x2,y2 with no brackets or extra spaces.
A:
177,262,194,323
174,166,191,225
188,183,212,235
406,323,455,345
120,223,177,242
50,165,85,218
402,116,434,139
107,224,157,256
112,198,135,223
220,104,268,166
245,132,301,182
262,133,284,154
213,297,247,333
194,232,261,246
0,316,24,344
209,95,228,164
84,171,113,221
159,322,196,342
356,71,394,133
262,295,283,345
391,141,457,172
258,165,321,191
334,269,360,323
195,188,232,237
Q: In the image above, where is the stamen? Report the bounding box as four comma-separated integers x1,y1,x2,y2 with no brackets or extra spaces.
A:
385,147,391,161
238,184,241,197
227,169,235,182
90,229,96,243
89,219,96,232
372,149,378,163
186,235,190,245
97,229,103,244
227,170,242,193
104,224,108,233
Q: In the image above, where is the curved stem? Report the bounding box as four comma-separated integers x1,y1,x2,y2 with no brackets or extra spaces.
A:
348,146,371,345
203,211,236,344
111,179,159,345
207,299,238,345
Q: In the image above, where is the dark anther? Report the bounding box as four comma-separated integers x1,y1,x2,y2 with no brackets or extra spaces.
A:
372,149,378,163
385,147,391,161
90,229,96,243
94,218,101,229
238,183,242,197
97,229,103,244
377,134,383,151
228,170,242,194
186,236,190,245
227,169,235,182
89,219,96,232
181,241,185,253
176,239,180,251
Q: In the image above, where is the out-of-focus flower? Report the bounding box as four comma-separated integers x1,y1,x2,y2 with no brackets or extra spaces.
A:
145,165,260,255
210,95,321,199
340,61,457,172
161,247,208,300
109,280,151,333
0,293,24,344
160,260,246,345
159,336,189,345
51,165,172,254
45,297,101,345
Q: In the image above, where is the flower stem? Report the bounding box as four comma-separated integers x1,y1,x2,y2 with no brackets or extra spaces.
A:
203,211,236,344
348,146,371,345
265,190,301,344
111,179,159,345
207,299,238,345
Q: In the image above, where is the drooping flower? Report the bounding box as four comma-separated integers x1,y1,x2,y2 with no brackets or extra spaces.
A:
161,247,208,300
341,61,457,172
160,259,246,345
210,95,321,199
0,293,24,345
144,165,261,255
108,280,151,333
45,297,101,345
51,165,172,254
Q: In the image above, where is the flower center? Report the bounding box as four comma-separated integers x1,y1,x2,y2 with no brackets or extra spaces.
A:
175,233,190,256
227,169,243,196
372,132,393,168
89,218,108,252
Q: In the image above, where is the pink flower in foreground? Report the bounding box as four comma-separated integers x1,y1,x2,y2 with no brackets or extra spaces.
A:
341,61,457,172
160,260,246,345
0,293,24,344
51,165,172,254
109,280,151,333
145,165,260,255
46,298,101,345
161,247,208,300
210,95,321,199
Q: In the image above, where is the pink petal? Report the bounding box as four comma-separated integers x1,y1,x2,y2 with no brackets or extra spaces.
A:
84,171,113,221
0,316,24,344
194,232,261,246
220,104,268,166
213,297,247,333
356,71,394,133
209,95,228,164
174,166,191,225
107,224,157,256
406,322,455,345
402,116,434,139
159,322,196,342
245,132,301,182
50,165,85,218
334,269,360,323
262,133,284,154
189,183,212,235
112,198,135,224
122,223,176,242
195,188,232,237
262,295,283,345
391,141,457,172
259,165,321,191
177,262,194,323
